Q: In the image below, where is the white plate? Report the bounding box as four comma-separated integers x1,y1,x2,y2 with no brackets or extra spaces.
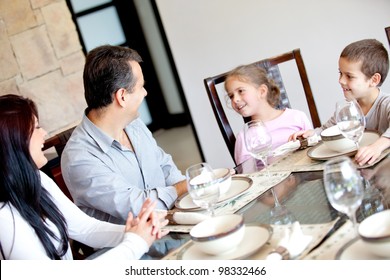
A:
336,238,390,260
175,176,253,211
307,131,379,161
177,225,271,260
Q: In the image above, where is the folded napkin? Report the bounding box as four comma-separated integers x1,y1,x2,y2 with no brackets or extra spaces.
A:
266,221,313,260
272,135,321,157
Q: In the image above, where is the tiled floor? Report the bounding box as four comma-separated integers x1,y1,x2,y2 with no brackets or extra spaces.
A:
153,125,203,174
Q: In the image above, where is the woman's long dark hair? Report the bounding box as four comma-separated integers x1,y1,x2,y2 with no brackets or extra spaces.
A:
0,94,68,259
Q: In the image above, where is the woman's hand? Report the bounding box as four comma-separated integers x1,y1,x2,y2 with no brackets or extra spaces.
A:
124,198,169,247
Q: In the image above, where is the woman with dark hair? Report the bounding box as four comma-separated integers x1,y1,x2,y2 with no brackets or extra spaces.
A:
0,94,168,260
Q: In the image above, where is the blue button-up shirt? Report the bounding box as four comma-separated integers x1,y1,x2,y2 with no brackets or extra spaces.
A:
61,114,185,224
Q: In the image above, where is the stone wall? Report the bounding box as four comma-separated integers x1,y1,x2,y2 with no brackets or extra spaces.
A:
0,0,86,136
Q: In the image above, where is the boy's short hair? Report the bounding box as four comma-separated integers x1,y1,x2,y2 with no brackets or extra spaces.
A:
340,39,389,86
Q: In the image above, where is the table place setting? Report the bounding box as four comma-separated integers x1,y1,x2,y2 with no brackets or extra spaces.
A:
308,131,380,161
305,209,390,260
267,111,390,173
267,139,390,173
174,176,253,212
164,169,291,233
162,218,340,260
176,224,271,260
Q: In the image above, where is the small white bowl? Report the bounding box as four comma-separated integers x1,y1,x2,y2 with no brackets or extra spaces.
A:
213,168,232,195
358,209,390,258
190,214,245,255
320,125,356,153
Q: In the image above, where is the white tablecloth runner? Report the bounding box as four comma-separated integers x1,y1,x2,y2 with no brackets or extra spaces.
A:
304,220,357,260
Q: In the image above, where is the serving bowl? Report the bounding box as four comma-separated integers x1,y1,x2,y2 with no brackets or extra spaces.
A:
190,214,245,255
358,209,390,258
213,168,232,194
320,125,356,153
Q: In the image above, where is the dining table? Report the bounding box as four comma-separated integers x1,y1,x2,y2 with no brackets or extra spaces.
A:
145,144,390,261
91,143,390,260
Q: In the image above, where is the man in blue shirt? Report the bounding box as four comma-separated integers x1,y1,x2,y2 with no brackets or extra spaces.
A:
61,45,187,224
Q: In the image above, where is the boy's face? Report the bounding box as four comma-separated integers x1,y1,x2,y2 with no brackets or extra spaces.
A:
338,57,374,100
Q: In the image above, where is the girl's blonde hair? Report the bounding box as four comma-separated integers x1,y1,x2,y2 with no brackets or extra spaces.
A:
225,64,280,107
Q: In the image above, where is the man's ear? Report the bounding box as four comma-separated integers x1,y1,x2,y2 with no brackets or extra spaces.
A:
115,88,127,106
370,73,382,86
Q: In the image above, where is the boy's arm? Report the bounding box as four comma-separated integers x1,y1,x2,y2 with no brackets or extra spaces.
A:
355,136,390,166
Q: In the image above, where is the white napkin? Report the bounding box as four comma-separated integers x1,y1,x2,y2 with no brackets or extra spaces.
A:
272,135,321,156
266,221,313,260
172,212,210,225
272,141,300,156
280,222,313,258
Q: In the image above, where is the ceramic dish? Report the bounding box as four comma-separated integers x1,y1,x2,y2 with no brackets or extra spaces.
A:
336,238,390,260
177,225,271,260
175,176,253,211
307,131,379,161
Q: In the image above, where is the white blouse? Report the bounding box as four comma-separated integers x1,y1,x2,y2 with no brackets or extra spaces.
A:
0,171,148,260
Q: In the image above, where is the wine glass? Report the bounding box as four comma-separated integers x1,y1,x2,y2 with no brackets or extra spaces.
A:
359,177,386,221
243,119,281,206
323,156,364,235
243,119,272,172
335,99,366,150
186,162,220,216
269,204,297,226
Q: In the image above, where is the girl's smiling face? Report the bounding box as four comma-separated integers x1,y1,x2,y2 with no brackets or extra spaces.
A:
225,77,265,118
29,117,48,169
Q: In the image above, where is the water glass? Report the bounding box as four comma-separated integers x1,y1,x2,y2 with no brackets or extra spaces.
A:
323,156,364,235
186,163,220,216
335,99,366,150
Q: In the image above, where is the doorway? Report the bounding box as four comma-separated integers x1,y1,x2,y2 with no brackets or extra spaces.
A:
66,0,188,130
66,0,204,164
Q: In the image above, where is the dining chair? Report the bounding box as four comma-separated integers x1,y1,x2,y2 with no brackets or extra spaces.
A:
41,126,96,259
41,126,76,201
204,48,320,164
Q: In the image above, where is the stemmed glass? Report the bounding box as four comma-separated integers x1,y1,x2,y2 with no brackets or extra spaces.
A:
243,119,280,206
323,156,364,235
269,204,296,225
186,162,220,216
243,119,272,173
335,99,366,150
359,177,386,220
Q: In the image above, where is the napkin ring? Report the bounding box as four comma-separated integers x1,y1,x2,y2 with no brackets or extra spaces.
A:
297,136,308,149
269,246,290,260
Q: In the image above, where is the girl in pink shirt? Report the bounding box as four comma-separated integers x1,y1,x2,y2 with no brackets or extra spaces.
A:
225,64,313,165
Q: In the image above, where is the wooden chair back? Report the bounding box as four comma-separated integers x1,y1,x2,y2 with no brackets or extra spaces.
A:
204,48,320,164
41,126,75,201
41,126,96,259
